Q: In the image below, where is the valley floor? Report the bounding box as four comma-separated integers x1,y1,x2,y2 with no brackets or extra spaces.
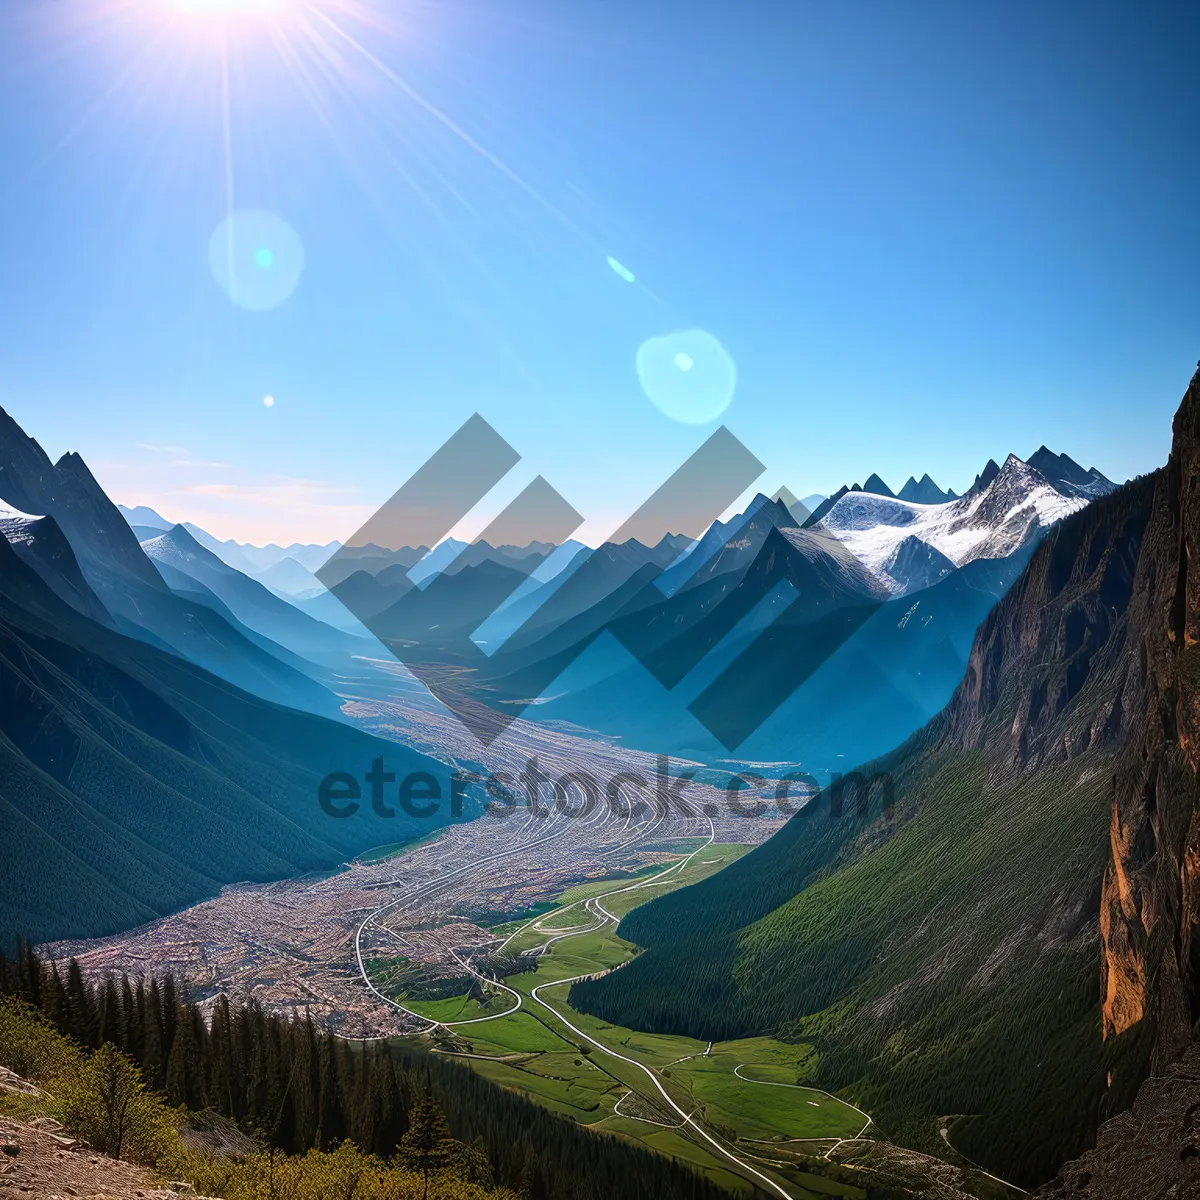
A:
47,685,787,1038
393,838,873,1199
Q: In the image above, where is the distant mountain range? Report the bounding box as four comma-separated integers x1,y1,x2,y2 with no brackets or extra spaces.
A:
0,411,1122,945
138,524,367,665
106,446,1122,772
803,448,1114,527
484,449,1114,764
0,415,350,716
118,504,340,589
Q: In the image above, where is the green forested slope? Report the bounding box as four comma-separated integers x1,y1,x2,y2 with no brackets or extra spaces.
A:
0,527,449,948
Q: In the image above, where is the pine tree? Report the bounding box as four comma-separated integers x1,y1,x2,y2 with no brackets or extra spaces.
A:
65,960,95,1048
314,1033,343,1150
397,1076,457,1200
208,994,235,1120
120,978,139,1062
42,960,68,1034
142,979,165,1092
291,1012,318,1151
97,976,123,1049
165,999,194,1108
19,939,42,1009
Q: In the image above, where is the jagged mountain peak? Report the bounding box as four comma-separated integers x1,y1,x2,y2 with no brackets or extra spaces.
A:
142,522,208,560
897,473,953,505
884,534,956,592
966,457,1003,496
1027,444,1117,499
769,485,814,525
861,473,895,498
802,484,855,528
0,406,60,515
0,413,164,592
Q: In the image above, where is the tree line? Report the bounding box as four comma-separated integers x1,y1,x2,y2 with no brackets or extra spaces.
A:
0,942,743,1200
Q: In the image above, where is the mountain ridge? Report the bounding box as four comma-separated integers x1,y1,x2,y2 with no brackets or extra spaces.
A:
0,509,449,949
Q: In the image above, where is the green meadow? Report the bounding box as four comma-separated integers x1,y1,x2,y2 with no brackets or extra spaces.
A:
392,840,868,1198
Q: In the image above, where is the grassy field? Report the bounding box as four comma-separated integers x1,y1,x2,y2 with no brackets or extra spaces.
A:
403,991,512,1023
394,839,869,1199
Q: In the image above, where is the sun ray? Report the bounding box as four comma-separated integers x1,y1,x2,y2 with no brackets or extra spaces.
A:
303,4,584,238
220,36,237,296
0,24,175,207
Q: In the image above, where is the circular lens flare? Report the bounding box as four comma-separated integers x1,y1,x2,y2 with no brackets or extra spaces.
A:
637,330,737,425
208,209,306,311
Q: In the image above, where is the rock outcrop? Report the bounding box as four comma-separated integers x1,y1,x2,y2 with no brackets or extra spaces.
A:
0,1113,219,1200
1036,1038,1200,1198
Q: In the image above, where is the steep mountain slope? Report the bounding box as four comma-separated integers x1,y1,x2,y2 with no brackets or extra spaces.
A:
140,524,367,665
253,553,322,596
175,522,341,577
965,457,1002,496
116,503,173,532
803,483,862,526
0,525,449,950
0,423,163,593
884,534,957,591
485,534,693,662
0,411,334,714
653,492,785,595
485,511,888,740
573,366,1196,1188
0,509,113,627
1036,1038,1200,1197
574,475,1154,1186
536,544,1030,767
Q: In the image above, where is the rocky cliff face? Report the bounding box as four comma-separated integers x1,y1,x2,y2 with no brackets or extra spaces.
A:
0,409,164,592
1102,369,1200,1064
918,364,1200,1192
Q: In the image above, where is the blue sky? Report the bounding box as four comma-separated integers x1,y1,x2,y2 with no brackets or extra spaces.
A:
0,0,1197,544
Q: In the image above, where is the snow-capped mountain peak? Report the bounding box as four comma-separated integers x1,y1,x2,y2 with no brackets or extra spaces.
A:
816,454,1086,591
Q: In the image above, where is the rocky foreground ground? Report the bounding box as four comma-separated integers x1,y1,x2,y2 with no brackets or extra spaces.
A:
0,1113,211,1200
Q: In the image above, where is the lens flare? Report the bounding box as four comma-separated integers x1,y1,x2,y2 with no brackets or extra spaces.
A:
637,330,737,425
208,209,305,311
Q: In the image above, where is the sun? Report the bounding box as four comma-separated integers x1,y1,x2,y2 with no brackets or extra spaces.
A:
167,0,296,16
